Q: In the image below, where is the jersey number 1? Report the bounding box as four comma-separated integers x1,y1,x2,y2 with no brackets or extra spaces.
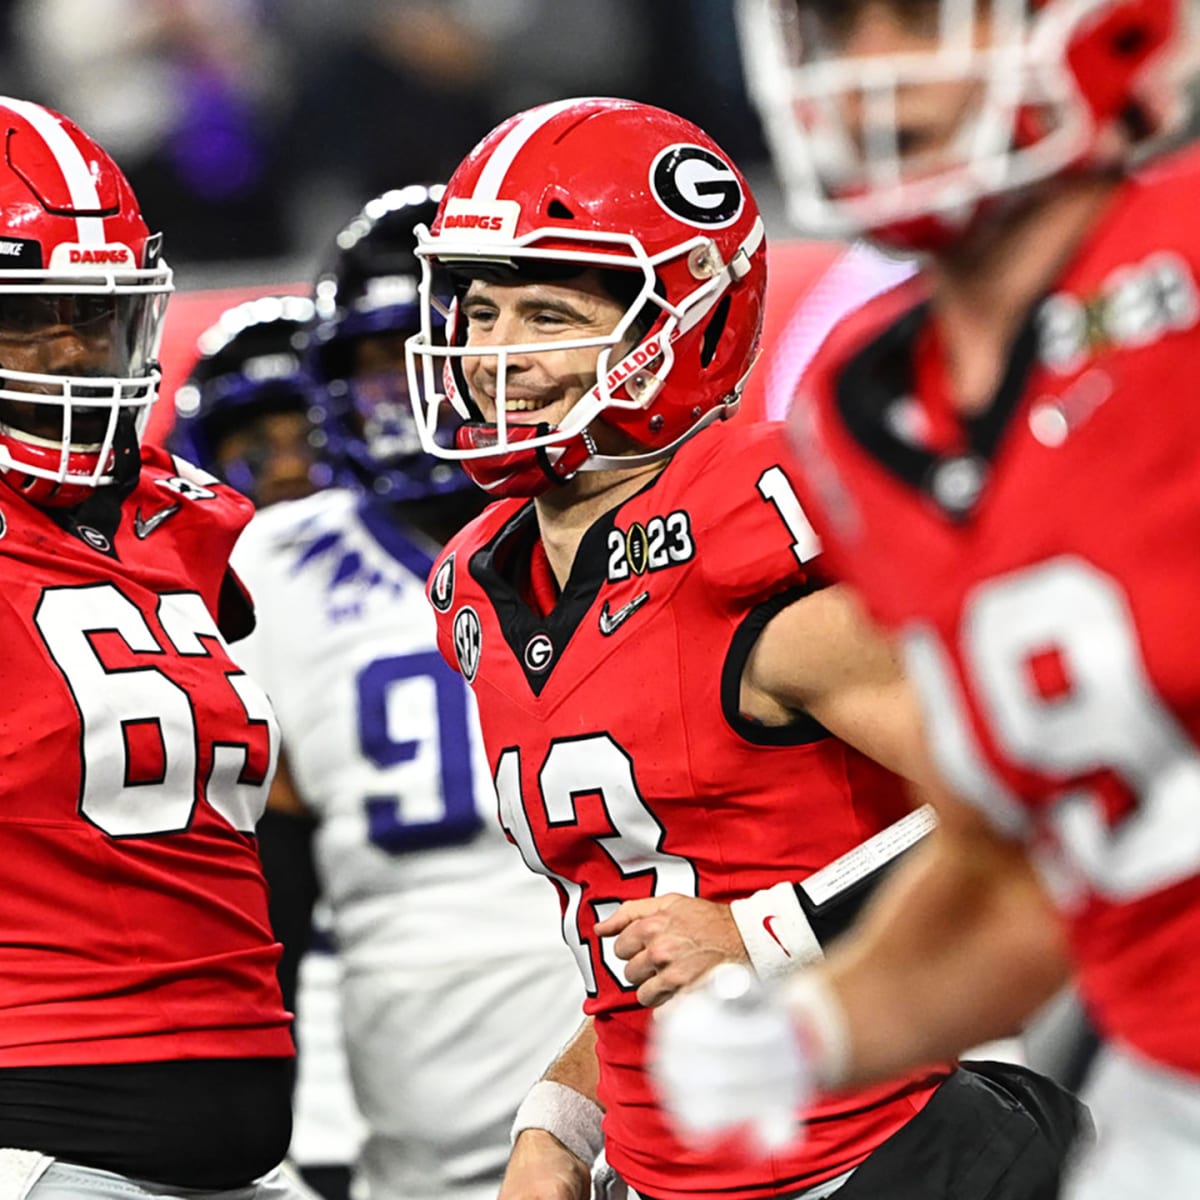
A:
758,466,821,566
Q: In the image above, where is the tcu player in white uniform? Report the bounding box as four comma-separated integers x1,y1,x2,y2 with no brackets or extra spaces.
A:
231,188,582,1200
172,298,365,1200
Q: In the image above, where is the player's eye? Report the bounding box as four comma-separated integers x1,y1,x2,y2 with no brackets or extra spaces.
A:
461,303,497,328
0,296,118,334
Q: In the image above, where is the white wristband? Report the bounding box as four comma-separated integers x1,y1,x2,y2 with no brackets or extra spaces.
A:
510,1080,604,1167
780,971,852,1090
731,881,823,981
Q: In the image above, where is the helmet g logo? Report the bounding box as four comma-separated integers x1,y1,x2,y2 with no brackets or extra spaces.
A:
650,145,744,229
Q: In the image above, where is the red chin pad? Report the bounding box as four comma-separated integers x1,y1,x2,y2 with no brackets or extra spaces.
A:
455,422,593,499
868,186,1022,255
1,471,96,509
869,211,972,255
0,439,112,509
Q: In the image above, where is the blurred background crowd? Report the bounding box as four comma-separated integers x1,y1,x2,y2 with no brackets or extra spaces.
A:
0,0,780,287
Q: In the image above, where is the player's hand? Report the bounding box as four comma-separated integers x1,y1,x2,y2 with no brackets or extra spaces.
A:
498,1130,591,1200
594,894,747,1007
649,963,809,1156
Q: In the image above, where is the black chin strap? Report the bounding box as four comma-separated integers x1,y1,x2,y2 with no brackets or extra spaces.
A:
108,411,143,504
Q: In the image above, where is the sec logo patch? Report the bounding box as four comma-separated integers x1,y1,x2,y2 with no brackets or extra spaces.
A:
453,607,482,684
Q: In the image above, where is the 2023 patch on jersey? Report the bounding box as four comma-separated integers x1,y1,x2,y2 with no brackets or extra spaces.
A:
791,143,1200,1078
0,444,290,1066
431,421,946,1200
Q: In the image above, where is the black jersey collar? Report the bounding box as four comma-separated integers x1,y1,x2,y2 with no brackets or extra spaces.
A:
468,499,626,696
835,299,1042,520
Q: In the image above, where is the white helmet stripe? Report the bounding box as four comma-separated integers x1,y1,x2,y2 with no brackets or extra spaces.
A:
473,96,603,201
0,95,105,246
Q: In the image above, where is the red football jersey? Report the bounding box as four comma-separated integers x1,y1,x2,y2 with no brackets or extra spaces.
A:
0,445,291,1066
430,422,944,1200
790,145,1200,1077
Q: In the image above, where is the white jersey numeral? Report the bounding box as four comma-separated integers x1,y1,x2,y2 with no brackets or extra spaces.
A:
907,558,1200,901
758,465,821,566
496,733,697,994
35,583,278,837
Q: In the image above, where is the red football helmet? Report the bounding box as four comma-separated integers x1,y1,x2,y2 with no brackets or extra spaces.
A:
405,97,767,497
738,0,1191,251
0,96,172,507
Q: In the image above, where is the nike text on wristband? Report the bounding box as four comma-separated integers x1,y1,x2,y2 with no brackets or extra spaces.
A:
731,880,823,981
510,1080,604,1167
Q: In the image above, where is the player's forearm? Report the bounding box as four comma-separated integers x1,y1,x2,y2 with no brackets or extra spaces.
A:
541,1016,600,1103
808,828,1071,1087
510,1016,603,1176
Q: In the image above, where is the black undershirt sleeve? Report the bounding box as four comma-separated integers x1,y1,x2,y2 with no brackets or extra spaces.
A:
256,807,320,1020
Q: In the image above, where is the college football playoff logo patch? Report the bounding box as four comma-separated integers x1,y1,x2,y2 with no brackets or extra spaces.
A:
430,555,456,613
453,606,482,684
606,511,695,581
650,144,744,229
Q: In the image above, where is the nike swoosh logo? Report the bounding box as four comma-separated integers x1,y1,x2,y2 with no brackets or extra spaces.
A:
133,504,181,539
762,915,792,958
598,591,650,637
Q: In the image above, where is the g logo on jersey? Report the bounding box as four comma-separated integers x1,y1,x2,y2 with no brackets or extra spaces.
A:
77,525,112,553
650,145,743,229
523,633,554,674
430,555,455,613
453,606,482,684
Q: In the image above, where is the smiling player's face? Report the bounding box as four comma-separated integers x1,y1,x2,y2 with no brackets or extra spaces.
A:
460,270,633,432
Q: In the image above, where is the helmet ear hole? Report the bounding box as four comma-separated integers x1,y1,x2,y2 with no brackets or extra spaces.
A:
1119,99,1156,143
547,199,576,219
700,296,732,369
1111,24,1150,59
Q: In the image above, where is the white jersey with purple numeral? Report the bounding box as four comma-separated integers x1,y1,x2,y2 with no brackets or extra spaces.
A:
232,488,582,1200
